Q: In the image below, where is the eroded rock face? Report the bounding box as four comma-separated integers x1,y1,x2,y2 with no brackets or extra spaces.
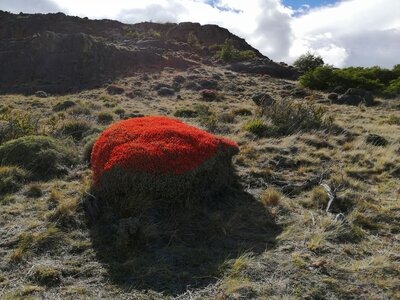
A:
0,31,167,93
229,59,299,79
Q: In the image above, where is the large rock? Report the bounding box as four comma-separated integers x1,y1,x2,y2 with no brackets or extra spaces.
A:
334,88,374,106
229,58,299,80
0,31,167,93
91,116,239,215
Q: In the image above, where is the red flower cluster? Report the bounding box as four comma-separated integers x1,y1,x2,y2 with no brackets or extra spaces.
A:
91,116,238,184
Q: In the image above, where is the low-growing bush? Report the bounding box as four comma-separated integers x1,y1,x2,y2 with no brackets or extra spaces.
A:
218,39,256,62
174,109,198,118
300,65,400,95
243,119,269,137
97,112,114,125
0,166,30,195
0,136,77,179
57,119,92,141
52,100,76,112
0,109,41,144
263,99,333,136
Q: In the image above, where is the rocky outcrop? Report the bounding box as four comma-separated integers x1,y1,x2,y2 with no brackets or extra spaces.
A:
0,31,191,93
229,59,299,79
334,88,374,106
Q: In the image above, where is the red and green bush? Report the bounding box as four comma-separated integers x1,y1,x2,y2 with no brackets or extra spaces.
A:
91,116,238,186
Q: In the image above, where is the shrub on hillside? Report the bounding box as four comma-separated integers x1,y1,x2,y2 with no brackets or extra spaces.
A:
52,100,76,112
300,65,400,95
218,39,256,62
0,136,77,179
0,166,30,195
0,109,41,144
293,52,324,73
260,99,333,136
57,119,92,141
90,116,239,216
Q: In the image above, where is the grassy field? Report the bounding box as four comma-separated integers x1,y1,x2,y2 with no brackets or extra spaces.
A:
0,66,399,299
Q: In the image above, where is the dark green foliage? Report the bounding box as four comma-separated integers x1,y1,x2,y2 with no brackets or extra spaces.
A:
174,109,198,118
97,112,114,125
57,119,92,141
218,39,256,62
0,136,77,179
300,65,400,95
83,136,97,164
52,100,76,112
264,99,333,136
243,119,269,137
0,109,40,144
0,166,29,195
293,52,324,73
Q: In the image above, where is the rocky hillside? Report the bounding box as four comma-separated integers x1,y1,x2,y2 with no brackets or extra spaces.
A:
0,11,297,93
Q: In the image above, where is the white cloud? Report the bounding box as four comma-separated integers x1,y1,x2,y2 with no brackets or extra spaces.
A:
0,0,399,68
0,0,60,14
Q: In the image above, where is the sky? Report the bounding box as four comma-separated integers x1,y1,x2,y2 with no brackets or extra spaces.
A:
0,0,399,68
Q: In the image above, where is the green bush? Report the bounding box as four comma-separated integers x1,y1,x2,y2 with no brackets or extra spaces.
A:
0,136,77,179
218,39,256,62
293,52,324,73
82,136,98,164
57,119,92,140
57,119,92,141
0,109,41,144
243,119,269,137
263,99,333,136
0,166,30,195
174,109,198,118
300,65,400,94
97,112,114,125
52,100,76,112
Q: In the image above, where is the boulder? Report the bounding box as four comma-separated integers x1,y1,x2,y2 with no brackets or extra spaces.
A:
328,93,338,101
157,87,175,96
229,58,299,80
335,88,374,106
35,91,48,98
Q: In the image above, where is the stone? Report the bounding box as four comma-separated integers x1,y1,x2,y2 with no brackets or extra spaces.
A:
157,87,175,96
335,88,374,106
35,91,48,98
251,93,274,107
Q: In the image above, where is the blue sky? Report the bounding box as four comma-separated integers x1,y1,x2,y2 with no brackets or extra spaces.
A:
282,0,339,9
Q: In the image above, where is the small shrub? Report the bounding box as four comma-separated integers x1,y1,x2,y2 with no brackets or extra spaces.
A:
114,108,126,118
25,184,43,198
52,100,76,112
0,109,41,144
219,112,235,123
260,187,282,206
243,119,269,137
0,166,29,195
386,115,400,125
68,105,91,116
174,109,198,118
97,112,114,125
218,39,256,62
293,52,324,73
263,99,333,136
82,136,98,164
303,186,330,209
30,266,61,287
57,119,92,141
233,108,252,116
201,89,218,101
0,136,77,180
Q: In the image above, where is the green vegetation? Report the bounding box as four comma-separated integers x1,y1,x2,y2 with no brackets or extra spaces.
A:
0,135,77,179
125,29,161,39
0,109,40,144
52,100,76,112
0,166,29,195
293,52,324,73
218,39,256,62
299,64,400,95
243,119,269,137
57,119,92,141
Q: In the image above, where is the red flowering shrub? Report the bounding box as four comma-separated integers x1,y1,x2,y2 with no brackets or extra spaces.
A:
92,116,237,182
90,116,238,214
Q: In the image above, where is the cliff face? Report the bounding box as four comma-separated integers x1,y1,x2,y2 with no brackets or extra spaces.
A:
0,11,297,93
